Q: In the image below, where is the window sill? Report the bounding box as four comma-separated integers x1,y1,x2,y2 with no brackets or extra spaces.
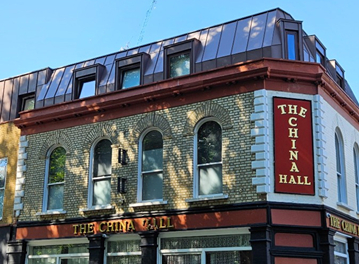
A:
337,202,354,211
79,205,114,213
129,200,168,207
36,210,67,216
186,194,228,203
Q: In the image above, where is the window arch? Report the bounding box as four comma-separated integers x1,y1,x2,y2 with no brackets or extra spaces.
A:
194,119,222,197
43,146,66,211
354,144,359,211
88,139,112,207
138,129,163,202
335,129,347,204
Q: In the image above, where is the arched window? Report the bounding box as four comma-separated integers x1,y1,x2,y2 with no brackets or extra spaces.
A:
138,130,163,201
335,130,347,204
89,139,112,207
194,120,222,197
44,146,66,211
354,144,359,211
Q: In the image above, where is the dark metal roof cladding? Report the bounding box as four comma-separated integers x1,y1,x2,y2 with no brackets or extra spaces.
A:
0,8,356,122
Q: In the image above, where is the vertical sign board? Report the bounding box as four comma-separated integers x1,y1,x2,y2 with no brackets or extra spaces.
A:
274,97,314,195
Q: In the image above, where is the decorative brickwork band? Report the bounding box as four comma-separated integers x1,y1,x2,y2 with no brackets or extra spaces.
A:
134,112,172,141
182,100,233,136
82,122,118,151
250,89,270,193
38,130,73,159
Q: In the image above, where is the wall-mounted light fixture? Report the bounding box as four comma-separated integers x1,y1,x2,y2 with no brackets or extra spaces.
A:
118,148,128,165
117,177,127,193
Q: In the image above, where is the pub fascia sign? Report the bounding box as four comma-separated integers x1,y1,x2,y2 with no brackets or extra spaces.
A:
328,214,359,236
274,97,315,195
73,216,174,235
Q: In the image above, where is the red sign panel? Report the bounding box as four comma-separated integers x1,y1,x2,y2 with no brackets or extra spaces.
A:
274,97,314,195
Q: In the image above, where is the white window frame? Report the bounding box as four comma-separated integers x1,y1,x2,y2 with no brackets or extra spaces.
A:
88,138,113,209
334,234,349,264
137,128,164,203
0,158,8,220
193,118,223,199
107,234,141,261
42,145,66,213
335,130,348,204
159,228,251,264
354,145,359,212
27,238,89,264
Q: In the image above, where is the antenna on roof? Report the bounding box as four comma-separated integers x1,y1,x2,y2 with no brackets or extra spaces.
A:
137,0,157,45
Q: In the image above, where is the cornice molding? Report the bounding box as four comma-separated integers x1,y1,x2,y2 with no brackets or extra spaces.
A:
14,58,359,134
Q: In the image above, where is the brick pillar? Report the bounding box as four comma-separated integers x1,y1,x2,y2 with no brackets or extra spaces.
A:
88,234,106,264
348,237,359,264
250,225,271,264
7,240,27,264
319,228,335,264
139,231,158,264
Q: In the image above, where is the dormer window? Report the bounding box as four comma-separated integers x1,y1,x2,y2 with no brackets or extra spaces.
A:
121,66,141,89
116,53,149,90
286,31,298,60
169,52,190,78
78,76,96,99
164,39,199,79
279,19,303,61
336,65,344,88
73,64,105,99
316,41,326,66
17,93,35,117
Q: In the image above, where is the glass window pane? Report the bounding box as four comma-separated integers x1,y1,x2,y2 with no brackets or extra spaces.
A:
161,234,250,249
0,166,5,189
49,147,66,183
334,241,346,254
143,172,163,200
0,189,4,218
142,131,163,171
48,184,64,210
206,251,252,264
94,139,112,177
287,32,297,60
29,258,57,264
162,254,201,264
93,178,111,206
334,256,347,264
23,97,35,111
108,240,141,253
198,121,222,164
108,256,141,264
199,164,222,195
61,258,88,264
169,53,190,78
79,80,96,98
122,67,140,89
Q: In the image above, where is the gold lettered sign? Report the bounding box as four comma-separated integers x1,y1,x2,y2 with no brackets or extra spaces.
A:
328,214,359,236
72,216,174,235
274,97,315,195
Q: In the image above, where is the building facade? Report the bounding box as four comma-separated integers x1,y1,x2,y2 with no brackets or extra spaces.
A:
1,8,359,264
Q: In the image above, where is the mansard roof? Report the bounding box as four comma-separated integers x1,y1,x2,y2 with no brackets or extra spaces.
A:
0,8,357,123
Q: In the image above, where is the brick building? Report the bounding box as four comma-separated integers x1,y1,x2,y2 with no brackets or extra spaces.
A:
1,8,359,264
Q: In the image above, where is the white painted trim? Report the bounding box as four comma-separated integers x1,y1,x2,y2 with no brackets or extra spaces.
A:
137,128,164,202
129,200,168,207
185,194,228,203
193,118,223,198
88,137,113,208
42,145,65,212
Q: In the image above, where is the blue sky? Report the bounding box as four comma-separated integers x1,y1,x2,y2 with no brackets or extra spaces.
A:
0,0,358,98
